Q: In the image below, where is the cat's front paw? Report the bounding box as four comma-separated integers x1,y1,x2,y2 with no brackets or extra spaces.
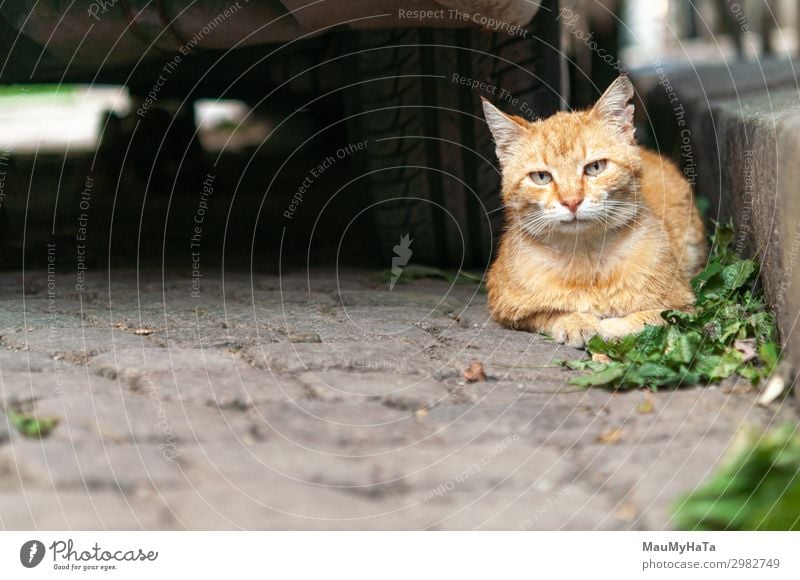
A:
551,313,600,348
597,317,643,340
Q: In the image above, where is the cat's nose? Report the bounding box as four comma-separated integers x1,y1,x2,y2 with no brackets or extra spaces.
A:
560,198,583,213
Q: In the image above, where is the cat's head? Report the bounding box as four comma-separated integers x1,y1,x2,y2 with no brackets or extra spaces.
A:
482,75,642,238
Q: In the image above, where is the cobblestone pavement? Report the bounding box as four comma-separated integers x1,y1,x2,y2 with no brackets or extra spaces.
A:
0,269,794,530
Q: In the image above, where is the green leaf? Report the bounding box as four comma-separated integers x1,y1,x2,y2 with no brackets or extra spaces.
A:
8,410,59,438
560,359,607,372
692,350,741,380
714,349,744,379
691,260,724,294
585,333,638,359
673,424,800,530
455,271,484,284
721,260,756,290
737,365,761,384
759,342,780,372
585,334,613,354
695,196,711,217
569,364,626,387
663,327,699,364
662,309,694,325
709,222,735,259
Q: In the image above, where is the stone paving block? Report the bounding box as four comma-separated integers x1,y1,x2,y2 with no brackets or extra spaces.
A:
130,367,307,407
79,306,199,329
429,332,587,384
247,400,434,453
160,441,624,530
335,290,460,311
225,289,336,308
400,444,624,530
205,303,333,341
144,478,384,530
503,480,625,531
81,306,262,350
0,419,9,447
445,376,598,407
596,387,790,445
331,307,442,346
245,303,443,346
422,391,618,452
446,302,498,330
179,440,414,497
31,393,253,448
569,435,734,530
0,350,61,373
244,342,435,375
0,369,119,405
434,358,580,385
435,327,584,370
298,370,449,411
298,318,395,343
0,311,81,332
2,327,150,362
89,347,243,383
0,489,162,529
148,327,264,350
6,439,185,492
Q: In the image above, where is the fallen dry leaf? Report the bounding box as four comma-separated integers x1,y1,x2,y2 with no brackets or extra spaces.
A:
591,352,613,364
733,339,758,363
758,361,791,406
635,396,654,414
613,502,638,521
463,361,486,382
596,427,623,445
758,375,786,406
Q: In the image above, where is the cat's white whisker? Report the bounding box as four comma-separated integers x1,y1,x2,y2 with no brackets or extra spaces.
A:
601,209,640,232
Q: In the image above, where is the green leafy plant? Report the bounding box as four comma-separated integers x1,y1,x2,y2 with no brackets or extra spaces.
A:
562,224,779,389
8,410,59,438
673,423,800,530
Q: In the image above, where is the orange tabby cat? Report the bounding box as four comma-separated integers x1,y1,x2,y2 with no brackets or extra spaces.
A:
482,76,706,348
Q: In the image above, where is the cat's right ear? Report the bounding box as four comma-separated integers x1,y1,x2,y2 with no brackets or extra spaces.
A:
481,98,526,165
590,76,635,141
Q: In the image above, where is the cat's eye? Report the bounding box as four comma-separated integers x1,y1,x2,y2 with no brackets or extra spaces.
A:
584,159,607,176
529,171,552,185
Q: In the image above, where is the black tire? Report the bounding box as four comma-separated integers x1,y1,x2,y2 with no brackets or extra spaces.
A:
343,0,563,267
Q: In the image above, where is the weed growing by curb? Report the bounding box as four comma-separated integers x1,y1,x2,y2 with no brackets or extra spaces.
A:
562,224,779,389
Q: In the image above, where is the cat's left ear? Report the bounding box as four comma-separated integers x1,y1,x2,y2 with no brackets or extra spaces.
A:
481,97,527,165
590,76,635,141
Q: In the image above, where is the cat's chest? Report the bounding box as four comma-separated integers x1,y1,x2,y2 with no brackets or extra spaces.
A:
508,232,665,314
